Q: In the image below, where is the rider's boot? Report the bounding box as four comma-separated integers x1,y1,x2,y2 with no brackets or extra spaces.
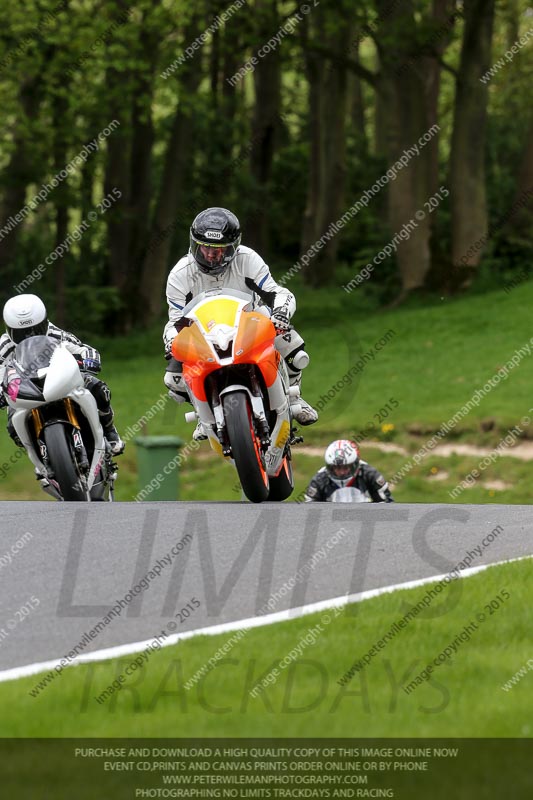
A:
83,376,125,456
100,410,125,456
35,468,61,500
164,361,207,440
192,421,208,441
289,371,318,426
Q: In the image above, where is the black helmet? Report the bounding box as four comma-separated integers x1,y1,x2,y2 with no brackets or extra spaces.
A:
190,207,241,276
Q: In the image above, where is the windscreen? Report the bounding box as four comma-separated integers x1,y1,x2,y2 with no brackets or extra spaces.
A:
13,336,60,376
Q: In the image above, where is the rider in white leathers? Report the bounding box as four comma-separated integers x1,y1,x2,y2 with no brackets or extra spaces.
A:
163,207,318,439
0,294,124,456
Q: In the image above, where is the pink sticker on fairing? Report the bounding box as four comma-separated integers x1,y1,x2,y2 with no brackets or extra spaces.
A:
7,378,21,400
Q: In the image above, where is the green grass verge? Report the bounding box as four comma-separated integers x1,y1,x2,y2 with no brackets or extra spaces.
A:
1,559,530,738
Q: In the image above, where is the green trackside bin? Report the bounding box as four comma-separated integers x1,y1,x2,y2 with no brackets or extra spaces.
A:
134,436,185,501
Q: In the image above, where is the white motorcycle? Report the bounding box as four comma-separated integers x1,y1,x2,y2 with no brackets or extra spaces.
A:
2,335,117,501
328,487,372,502
171,289,304,503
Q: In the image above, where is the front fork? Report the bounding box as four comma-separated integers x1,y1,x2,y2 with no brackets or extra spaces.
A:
36,399,90,476
209,367,271,457
209,380,231,456
249,367,271,450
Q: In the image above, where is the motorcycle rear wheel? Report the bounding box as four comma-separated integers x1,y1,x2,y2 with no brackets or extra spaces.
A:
223,392,269,503
43,423,87,501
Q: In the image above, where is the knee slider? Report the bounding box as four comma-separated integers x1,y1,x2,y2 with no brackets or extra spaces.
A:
285,344,309,374
291,350,309,370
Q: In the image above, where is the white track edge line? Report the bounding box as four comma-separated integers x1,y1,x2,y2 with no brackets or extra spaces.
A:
1,553,531,685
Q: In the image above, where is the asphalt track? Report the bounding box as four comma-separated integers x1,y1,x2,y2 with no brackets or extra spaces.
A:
0,502,531,672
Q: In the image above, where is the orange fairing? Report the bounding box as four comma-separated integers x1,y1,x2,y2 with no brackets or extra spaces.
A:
172,323,213,365
171,326,217,402
234,312,278,387
171,309,278,402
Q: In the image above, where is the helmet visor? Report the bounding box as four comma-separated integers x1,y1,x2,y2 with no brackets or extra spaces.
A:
199,244,227,265
190,236,238,275
9,319,48,344
329,464,355,479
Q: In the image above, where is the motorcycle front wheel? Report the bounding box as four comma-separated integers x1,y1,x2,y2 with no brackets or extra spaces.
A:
223,391,269,503
43,423,87,501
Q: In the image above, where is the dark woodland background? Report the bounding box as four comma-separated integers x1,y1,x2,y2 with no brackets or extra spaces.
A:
1,0,532,336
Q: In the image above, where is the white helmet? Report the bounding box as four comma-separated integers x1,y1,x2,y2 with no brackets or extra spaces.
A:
3,294,48,344
325,439,360,487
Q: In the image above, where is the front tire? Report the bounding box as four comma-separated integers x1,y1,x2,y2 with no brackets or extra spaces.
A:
223,392,269,503
268,456,294,501
43,423,87,501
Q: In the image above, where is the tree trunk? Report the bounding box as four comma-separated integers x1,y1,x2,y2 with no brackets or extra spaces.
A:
374,86,388,159
206,0,243,167
0,77,48,275
349,71,366,140
348,47,368,157
103,63,132,298
301,3,351,287
505,117,533,240
423,0,455,204
417,0,458,289
127,20,160,319
376,1,433,295
217,18,242,172
209,25,221,104
449,0,495,288
103,2,161,330
79,158,95,268
52,89,70,327
386,74,432,293
137,14,204,327
504,0,520,49
244,0,282,254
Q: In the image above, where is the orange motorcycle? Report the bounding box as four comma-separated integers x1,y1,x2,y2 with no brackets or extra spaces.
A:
171,289,303,503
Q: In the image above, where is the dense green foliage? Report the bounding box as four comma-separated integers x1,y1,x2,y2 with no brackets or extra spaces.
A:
0,0,532,335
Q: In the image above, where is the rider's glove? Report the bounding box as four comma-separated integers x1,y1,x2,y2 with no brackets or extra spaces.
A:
174,318,191,333
80,347,101,373
271,308,291,333
165,319,191,359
